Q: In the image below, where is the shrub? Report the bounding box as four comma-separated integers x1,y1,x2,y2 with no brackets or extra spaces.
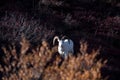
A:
0,12,55,45
0,36,107,80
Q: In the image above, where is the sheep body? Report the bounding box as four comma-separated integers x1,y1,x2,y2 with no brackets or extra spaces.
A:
53,36,74,58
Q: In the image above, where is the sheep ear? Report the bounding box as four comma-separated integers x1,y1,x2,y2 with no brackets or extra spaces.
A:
53,36,60,45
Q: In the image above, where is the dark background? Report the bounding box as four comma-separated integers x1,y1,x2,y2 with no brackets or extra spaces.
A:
0,0,120,80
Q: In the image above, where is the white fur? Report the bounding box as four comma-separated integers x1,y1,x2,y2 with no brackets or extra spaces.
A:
53,36,74,58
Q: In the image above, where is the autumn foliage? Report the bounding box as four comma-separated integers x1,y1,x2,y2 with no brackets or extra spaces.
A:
0,36,107,80
0,1,119,80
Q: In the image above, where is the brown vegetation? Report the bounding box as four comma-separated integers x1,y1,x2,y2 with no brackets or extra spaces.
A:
0,0,119,80
0,36,107,80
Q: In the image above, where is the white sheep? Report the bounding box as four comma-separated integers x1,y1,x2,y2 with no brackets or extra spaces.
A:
53,36,74,58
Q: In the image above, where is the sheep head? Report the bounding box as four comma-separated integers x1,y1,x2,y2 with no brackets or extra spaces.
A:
53,36,74,57
53,36,69,45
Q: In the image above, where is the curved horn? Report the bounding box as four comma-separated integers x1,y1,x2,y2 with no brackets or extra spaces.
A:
53,36,60,45
61,36,69,40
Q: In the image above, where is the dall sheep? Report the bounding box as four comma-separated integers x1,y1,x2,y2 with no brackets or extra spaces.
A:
53,36,74,58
